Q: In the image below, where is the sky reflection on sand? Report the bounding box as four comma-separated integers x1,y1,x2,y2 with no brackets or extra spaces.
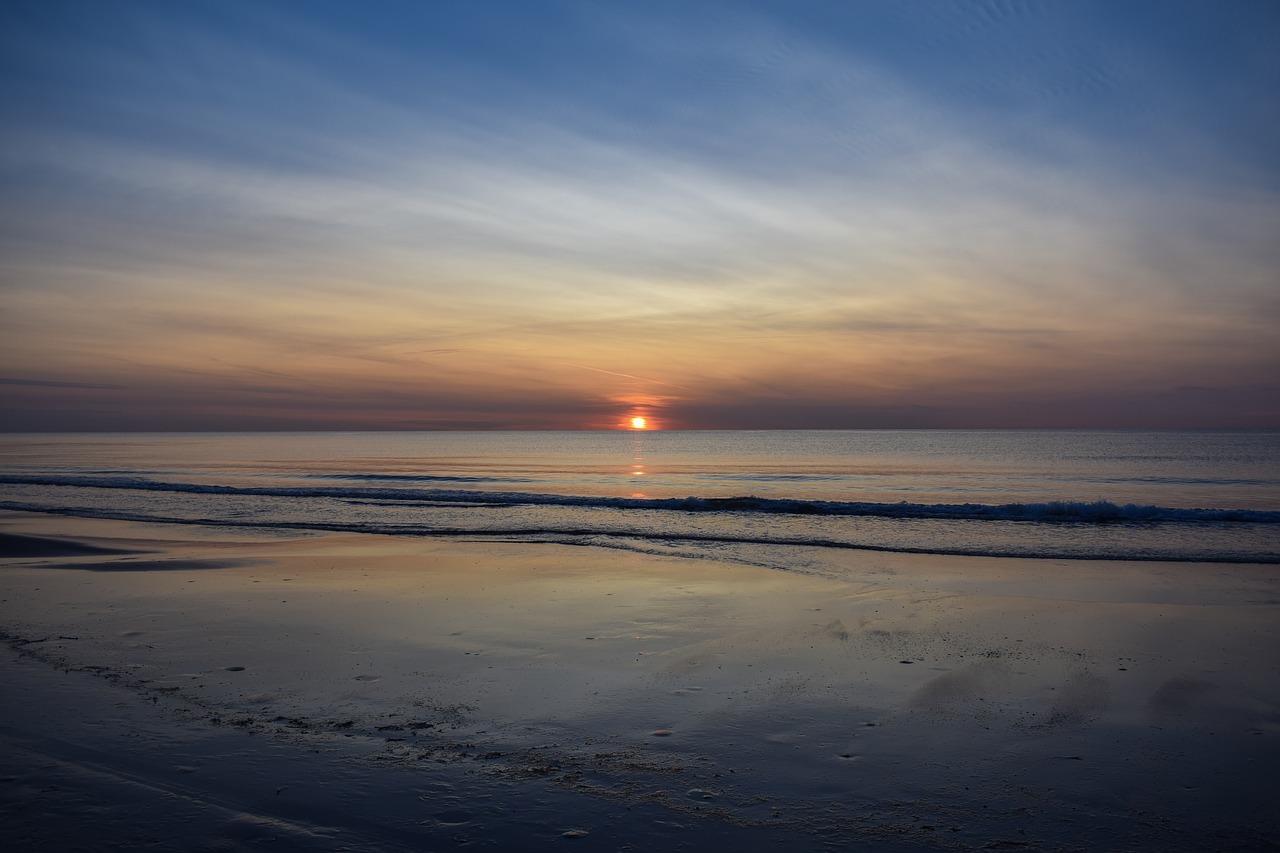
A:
2,516,1277,849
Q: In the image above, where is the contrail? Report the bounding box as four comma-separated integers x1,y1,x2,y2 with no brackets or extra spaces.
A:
554,361,690,391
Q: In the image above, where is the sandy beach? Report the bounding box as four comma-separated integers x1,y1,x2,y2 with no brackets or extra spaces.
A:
2,509,1277,850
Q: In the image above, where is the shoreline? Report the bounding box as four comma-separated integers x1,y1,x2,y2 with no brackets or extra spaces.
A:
2,510,1278,849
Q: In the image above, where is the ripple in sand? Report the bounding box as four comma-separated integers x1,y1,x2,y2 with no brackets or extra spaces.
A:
224,665,246,672
352,674,381,682
651,729,674,737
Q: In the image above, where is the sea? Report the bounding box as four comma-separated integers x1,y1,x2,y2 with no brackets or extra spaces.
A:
1,430,1277,568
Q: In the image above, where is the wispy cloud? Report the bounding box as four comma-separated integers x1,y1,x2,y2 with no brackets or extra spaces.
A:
1,1,1276,428
0,377,126,390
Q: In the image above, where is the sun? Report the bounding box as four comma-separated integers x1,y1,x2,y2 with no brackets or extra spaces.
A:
630,416,647,430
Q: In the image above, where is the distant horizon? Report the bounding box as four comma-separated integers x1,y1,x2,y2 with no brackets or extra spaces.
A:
3,425,1277,435
3,1,1276,432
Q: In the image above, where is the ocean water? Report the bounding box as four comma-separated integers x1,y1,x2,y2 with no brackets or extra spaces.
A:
0,430,1276,566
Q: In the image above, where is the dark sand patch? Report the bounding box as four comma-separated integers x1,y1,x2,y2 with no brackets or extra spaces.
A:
1040,670,1111,726
0,532,141,559
42,558,259,572
909,659,1011,710
1146,676,1280,730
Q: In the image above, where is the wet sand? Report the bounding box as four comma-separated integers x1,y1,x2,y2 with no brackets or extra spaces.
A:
2,510,1278,850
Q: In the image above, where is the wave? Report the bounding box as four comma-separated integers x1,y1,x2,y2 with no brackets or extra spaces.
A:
1,500,1274,565
2,473,1277,524
303,473,540,484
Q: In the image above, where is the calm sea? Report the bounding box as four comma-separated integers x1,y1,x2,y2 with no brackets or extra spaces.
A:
1,430,1276,566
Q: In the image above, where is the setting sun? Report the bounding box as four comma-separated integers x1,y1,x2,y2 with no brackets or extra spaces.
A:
630,416,647,430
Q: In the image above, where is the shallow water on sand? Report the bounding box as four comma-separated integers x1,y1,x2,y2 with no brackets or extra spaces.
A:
2,516,1277,850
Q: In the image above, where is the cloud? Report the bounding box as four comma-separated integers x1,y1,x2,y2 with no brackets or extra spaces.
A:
0,377,126,390
0,1,1276,428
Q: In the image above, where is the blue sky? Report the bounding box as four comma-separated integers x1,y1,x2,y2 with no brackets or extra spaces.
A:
2,0,1277,429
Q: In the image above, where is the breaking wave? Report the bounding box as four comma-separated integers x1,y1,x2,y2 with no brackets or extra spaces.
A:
0,474,1276,525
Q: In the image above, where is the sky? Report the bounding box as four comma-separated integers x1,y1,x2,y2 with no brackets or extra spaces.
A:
1,0,1277,431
